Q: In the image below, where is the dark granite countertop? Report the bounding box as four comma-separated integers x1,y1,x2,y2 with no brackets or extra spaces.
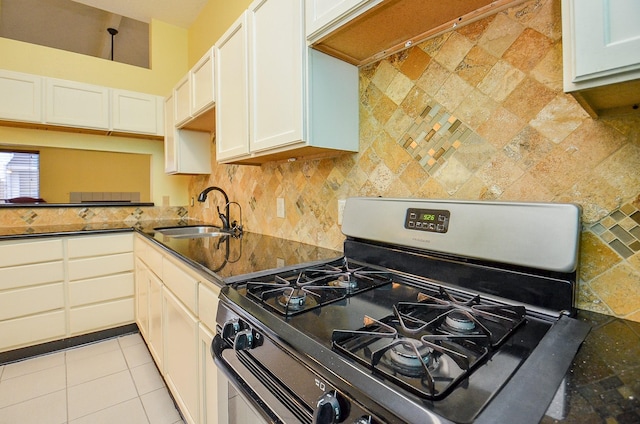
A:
541,310,640,424
0,221,342,285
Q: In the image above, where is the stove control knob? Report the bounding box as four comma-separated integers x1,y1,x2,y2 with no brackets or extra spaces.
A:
222,319,241,339
233,329,254,351
313,391,348,424
352,417,372,424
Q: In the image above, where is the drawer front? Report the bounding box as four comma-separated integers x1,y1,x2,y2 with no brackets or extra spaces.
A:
68,233,133,258
68,252,134,281
0,310,66,352
0,283,64,321
70,298,135,335
198,283,220,333
69,273,134,307
0,261,64,290
0,239,63,267
163,258,198,314
135,236,163,278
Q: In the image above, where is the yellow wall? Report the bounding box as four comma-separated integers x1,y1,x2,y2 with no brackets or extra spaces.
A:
0,126,190,206
38,147,151,203
0,20,187,95
188,0,252,66
0,20,192,206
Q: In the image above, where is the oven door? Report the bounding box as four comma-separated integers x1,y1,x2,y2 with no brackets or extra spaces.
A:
212,333,308,424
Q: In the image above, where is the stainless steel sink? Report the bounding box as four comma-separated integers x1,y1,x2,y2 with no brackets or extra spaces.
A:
154,225,230,238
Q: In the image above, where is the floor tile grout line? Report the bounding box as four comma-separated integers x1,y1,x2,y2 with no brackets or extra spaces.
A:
65,350,70,424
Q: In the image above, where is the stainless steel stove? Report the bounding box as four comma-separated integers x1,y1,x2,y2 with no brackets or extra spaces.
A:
212,198,591,424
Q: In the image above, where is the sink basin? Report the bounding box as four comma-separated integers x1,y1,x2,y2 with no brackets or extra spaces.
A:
154,225,230,239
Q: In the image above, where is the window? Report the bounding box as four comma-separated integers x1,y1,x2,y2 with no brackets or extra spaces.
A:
0,150,40,202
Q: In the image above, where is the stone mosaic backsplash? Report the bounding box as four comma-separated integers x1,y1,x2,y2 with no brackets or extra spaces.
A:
589,203,640,260
0,206,189,228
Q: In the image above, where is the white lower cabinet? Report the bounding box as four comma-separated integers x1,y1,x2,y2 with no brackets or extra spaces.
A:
164,288,200,424
67,233,135,335
0,233,134,353
134,234,226,424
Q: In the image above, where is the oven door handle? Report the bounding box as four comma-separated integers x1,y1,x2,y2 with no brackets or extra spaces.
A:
212,334,307,424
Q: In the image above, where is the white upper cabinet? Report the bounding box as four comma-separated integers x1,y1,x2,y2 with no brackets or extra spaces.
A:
0,69,43,123
46,78,110,130
174,75,192,127
0,69,164,137
216,0,358,165
164,93,212,175
111,89,164,136
173,48,216,131
250,0,304,153
306,0,380,41
562,0,640,117
215,11,251,162
191,48,216,117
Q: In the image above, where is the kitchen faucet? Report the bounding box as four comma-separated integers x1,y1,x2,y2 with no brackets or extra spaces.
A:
197,186,230,230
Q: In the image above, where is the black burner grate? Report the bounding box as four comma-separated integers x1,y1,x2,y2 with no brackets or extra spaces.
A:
332,287,526,399
243,257,393,316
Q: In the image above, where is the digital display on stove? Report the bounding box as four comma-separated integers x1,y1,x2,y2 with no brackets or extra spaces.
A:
405,208,450,233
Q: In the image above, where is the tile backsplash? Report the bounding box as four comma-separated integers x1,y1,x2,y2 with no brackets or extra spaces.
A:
190,0,640,321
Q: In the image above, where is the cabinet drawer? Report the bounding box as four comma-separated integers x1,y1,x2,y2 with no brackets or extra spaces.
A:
163,257,199,314
68,252,134,281
198,283,220,333
70,298,135,335
69,273,134,307
68,233,133,258
0,283,64,321
0,239,63,267
0,261,64,291
0,310,66,352
135,236,163,278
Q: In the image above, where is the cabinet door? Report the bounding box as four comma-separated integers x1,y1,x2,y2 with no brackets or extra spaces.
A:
568,0,640,82
164,94,178,174
45,78,110,130
199,324,228,424
0,70,43,123
136,258,150,337
164,93,212,175
164,288,199,424
148,270,164,370
306,0,379,40
174,75,191,127
112,89,162,135
249,0,304,153
191,48,216,116
215,11,251,161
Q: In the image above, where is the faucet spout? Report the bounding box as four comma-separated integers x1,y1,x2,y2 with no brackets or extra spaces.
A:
197,186,230,229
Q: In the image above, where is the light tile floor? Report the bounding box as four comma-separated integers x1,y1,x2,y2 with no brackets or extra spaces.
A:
0,333,184,424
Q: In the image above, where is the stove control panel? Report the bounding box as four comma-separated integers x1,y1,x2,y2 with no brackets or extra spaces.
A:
405,208,450,233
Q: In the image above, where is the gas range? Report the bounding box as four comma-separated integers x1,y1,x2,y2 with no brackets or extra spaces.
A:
212,198,591,424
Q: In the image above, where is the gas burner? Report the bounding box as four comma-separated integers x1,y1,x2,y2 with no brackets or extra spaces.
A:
444,310,476,333
327,274,358,289
278,288,307,309
388,338,436,376
242,257,393,316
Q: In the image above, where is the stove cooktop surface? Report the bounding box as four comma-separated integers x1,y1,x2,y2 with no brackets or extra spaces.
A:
225,256,554,423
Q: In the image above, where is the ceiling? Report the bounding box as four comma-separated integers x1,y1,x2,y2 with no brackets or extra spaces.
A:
0,0,207,68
